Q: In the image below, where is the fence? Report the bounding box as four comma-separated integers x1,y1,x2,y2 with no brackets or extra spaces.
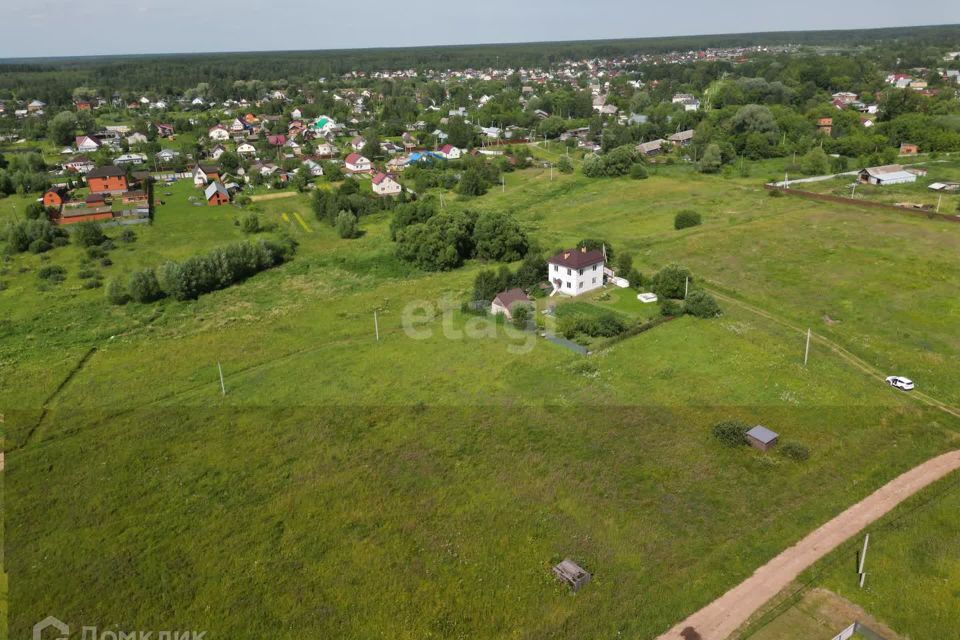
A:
764,185,960,224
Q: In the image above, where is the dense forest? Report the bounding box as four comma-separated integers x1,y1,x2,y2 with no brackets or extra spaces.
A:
2,24,959,106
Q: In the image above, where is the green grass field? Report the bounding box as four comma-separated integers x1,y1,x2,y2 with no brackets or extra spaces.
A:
2,162,959,639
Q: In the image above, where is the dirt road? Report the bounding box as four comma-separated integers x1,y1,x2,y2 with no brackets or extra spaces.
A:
655,449,960,640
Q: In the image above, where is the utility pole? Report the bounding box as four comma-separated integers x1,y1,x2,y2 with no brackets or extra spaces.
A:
936,193,942,213
684,277,689,299
804,329,811,366
217,361,226,396
858,533,870,588
501,176,505,193
374,310,380,342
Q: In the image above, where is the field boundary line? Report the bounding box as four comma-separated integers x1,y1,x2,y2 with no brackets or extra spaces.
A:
704,286,960,420
655,450,960,640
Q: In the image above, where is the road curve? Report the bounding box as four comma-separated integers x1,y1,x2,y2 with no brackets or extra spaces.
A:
655,449,960,640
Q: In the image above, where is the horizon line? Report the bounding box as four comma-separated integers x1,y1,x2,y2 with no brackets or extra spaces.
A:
2,21,958,64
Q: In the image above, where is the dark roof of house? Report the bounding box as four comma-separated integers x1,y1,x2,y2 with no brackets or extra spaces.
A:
86,165,126,179
746,425,779,444
85,193,105,203
493,288,531,308
548,247,605,269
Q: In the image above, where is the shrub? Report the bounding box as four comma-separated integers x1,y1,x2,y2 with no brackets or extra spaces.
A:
472,210,529,262
74,221,106,247
660,298,681,317
511,304,531,329
37,265,66,282
556,155,573,174
674,210,702,230
82,279,102,289
684,290,721,318
127,268,164,303
629,163,648,180
28,238,52,254
768,188,784,198
86,246,106,259
559,312,627,339
651,264,691,299
105,279,129,305
240,213,262,234
119,228,137,243
779,442,810,462
52,236,70,248
100,257,113,267
713,421,748,447
336,211,359,239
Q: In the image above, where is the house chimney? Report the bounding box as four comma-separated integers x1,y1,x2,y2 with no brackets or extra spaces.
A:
581,246,587,253
563,252,570,259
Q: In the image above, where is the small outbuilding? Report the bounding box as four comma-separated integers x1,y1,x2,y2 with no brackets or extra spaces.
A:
490,288,531,319
552,558,591,592
746,425,779,452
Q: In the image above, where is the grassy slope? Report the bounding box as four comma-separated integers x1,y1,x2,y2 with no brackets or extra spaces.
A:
3,165,959,639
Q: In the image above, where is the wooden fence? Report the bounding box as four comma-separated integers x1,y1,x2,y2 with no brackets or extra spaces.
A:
764,184,960,224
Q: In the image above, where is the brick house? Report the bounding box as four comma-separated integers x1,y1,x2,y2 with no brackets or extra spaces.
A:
86,166,128,194
42,186,70,209
205,181,230,206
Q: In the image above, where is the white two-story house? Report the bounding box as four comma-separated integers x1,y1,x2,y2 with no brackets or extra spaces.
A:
548,247,605,296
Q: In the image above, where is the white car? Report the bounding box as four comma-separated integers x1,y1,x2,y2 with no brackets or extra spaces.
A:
885,376,915,391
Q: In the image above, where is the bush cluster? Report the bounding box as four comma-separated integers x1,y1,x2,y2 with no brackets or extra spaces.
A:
559,312,627,339
395,209,528,271
713,421,749,447
107,237,296,304
674,210,702,230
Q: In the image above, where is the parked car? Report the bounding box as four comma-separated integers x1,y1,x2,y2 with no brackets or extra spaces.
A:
885,376,915,391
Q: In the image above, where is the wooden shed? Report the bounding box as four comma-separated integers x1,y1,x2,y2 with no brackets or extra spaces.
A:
552,559,590,592
746,425,779,452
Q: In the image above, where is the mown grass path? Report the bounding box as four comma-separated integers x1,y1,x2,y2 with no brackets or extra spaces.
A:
655,450,960,640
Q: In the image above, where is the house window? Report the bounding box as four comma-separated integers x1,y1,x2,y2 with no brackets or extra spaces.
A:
578,282,583,289
578,269,583,276
592,278,596,284
592,264,598,271
565,281,571,288
566,268,571,276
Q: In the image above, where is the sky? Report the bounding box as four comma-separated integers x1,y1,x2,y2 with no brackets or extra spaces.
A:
3,0,960,59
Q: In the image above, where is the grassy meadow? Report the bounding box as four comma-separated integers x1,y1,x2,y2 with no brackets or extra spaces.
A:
2,159,960,638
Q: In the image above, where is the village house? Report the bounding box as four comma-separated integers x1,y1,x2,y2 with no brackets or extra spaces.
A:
114,153,146,166
490,288,532,318
193,164,221,187
831,91,859,105
548,246,605,296
210,144,226,160
236,141,257,156
42,186,69,210
313,140,338,158
302,159,324,177
858,164,918,186
668,129,695,147
86,165,128,194
899,143,919,156
344,153,372,173
75,135,102,153
636,139,666,157
204,181,230,206
126,132,148,145
229,118,247,133
350,135,366,151
436,144,462,160
208,124,230,141
816,118,833,135
386,156,409,173
65,157,96,174
371,172,402,196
